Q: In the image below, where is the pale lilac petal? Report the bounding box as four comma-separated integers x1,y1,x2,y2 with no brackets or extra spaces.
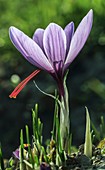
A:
65,9,93,69
43,23,66,64
64,22,74,54
33,28,44,50
9,27,54,72
13,148,19,159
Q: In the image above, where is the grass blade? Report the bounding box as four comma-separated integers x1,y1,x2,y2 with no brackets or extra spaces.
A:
26,125,34,167
0,144,4,170
20,129,24,170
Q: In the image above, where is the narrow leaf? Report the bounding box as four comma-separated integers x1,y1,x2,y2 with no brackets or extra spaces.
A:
84,107,92,158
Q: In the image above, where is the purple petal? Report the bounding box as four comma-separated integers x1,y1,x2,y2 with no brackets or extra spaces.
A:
33,28,44,50
9,27,54,72
43,23,66,64
65,9,93,69
13,148,20,159
64,22,74,54
53,60,63,74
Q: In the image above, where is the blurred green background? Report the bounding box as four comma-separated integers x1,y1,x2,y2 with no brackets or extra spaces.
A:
0,0,105,158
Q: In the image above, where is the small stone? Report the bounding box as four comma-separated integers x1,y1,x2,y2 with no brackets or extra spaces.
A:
74,167,81,170
76,154,91,168
40,162,51,170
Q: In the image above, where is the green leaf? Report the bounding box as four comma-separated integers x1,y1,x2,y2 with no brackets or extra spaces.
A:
84,107,92,158
25,125,34,167
0,144,4,170
20,129,24,170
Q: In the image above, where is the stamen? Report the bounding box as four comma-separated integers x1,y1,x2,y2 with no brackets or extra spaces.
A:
9,70,41,98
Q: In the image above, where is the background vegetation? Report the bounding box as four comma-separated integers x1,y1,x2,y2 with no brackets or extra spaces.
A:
0,0,105,158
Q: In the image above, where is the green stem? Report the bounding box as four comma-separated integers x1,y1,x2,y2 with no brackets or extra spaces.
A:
60,72,70,152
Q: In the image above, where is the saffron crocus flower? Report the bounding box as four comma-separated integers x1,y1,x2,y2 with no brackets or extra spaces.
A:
9,10,93,151
9,9,93,97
